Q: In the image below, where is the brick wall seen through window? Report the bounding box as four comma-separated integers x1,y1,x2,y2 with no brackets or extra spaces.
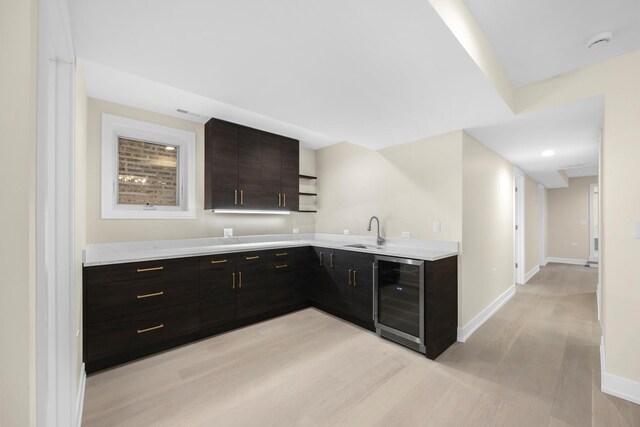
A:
117,137,179,206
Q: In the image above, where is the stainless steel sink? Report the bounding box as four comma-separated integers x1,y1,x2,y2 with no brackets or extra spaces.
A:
343,243,384,250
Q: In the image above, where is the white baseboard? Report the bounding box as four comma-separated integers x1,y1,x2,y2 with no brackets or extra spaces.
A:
457,285,516,342
541,258,549,266
76,364,86,427
600,337,640,405
546,257,588,266
524,265,540,283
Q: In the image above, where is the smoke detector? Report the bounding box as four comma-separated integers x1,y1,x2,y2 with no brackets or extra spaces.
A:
586,31,613,49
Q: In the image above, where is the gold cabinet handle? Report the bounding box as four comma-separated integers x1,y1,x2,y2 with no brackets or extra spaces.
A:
353,270,357,287
232,272,236,289
234,189,238,205
276,252,288,257
276,264,288,269
137,324,164,334
239,271,242,288
136,266,164,273
245,255,260,260
211,259,227,264
319,252,323,266
330,253,334,269
240,190,244,205
283,193,286,207
278,193,282,207
348,269,352,285
136,291,164,299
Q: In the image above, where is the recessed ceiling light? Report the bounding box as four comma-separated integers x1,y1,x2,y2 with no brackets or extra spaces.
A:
586,31,613,49
541,150,555,157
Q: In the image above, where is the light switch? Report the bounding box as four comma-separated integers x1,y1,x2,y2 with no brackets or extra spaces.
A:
579,219,587,226
343,229,350,235
293,228,300,234
433,221,441,233
224,228,233,238
401,231,411,239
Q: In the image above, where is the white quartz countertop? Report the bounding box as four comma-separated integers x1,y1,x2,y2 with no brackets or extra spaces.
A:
83,233,458,267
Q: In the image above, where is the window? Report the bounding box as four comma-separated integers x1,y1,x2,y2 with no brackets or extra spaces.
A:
101,114,196,219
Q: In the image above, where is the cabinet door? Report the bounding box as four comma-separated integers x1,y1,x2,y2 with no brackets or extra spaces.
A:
281,137,299,212
310,247,332,306
350,252,375,323
199,255,237,329
206,119,238,209
266,250,295,311
331,250,354,315
236,252,267,319
238,126,262,209
294,247,311,304
261,132,282,209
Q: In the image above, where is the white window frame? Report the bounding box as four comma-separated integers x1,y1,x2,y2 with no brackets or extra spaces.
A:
101,113,196,219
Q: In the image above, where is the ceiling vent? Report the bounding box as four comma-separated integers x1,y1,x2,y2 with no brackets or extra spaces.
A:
586,31,613,49
559,163,589,169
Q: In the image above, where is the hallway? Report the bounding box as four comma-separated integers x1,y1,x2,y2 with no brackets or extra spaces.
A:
82,264,639,426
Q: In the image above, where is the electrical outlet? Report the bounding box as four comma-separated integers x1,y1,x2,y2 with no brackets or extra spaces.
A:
343,229,350,235
492,267,497,277
579,219,587,226
224,228,233,238
433,221,441,233
401,231,411,239
293,228,300,234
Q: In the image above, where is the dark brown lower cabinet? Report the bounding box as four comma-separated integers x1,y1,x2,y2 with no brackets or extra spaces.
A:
84,245,456,373
236,252,267,319
199,254,237,329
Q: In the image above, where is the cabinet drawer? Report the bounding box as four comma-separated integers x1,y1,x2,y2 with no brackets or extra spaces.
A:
84,257,198,285
85,276,199,324
85,303,199,362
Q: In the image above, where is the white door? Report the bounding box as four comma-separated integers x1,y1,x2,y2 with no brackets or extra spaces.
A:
514,168,525,284
589,183,599,263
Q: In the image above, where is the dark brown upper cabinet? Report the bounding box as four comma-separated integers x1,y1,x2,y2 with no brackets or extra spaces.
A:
204,118,300,211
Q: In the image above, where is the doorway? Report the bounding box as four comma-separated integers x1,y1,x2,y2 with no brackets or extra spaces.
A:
514,168,525,284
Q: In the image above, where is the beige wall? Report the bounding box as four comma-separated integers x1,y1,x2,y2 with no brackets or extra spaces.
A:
75,59,88,390
316,132,515,328
0,0,38,424
547,176,597,261
86,98,317,243
516,51,640,383
315,133,463,241
524,175,540,273
460,133,514,326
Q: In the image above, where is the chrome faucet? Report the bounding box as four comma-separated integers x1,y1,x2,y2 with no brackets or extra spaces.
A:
367,216,385,246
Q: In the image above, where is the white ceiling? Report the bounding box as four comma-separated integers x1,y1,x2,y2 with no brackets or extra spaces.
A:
69,0,513,150
464,0,640,86
467,97,603,188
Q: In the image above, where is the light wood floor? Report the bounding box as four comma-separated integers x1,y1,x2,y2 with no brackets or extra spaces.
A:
83,264,640,426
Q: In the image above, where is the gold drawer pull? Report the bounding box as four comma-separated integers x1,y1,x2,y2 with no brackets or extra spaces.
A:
239,271,242,288
353,270,357,287
276,264,288,269
136,266,164,273
276,252,288,257
348,269,352,285
240,190,244,205
137,324,164,334
234,189,238,205
232,272,236,289
283,193,286,207
211,259,227,264
137,291,164,299
278,193,282,207
245,255,260,260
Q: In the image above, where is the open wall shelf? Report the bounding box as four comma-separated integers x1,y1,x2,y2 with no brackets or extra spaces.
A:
299,175,318,213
